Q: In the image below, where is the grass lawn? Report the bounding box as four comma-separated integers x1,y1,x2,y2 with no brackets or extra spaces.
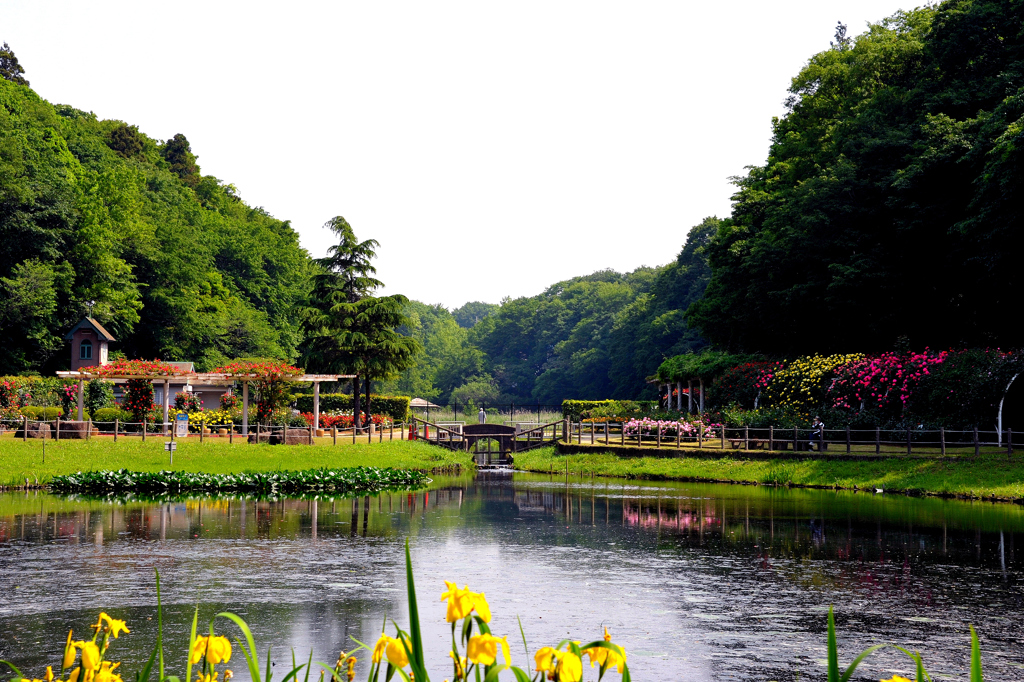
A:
515,446,1024,500
0,435,471,486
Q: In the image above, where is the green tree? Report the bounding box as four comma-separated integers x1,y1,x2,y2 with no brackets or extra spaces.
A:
303,217,399,426
0,43,28,86
162,133,199,187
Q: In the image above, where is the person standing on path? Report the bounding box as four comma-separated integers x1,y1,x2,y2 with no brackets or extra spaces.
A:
478,407,486,424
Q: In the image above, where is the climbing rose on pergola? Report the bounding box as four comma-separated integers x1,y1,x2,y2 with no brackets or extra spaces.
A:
91,358,189,377
211,359,304,423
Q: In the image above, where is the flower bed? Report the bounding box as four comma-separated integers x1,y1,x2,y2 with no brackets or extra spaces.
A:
622,418,719,439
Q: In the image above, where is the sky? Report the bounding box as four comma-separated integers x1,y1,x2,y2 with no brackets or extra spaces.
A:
6,0,907,310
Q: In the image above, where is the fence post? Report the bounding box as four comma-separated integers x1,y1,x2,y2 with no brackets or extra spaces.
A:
390,422,394,441
769,425,774,451
620,421,625,446
875,427,880,454
657,423,661,448
22,415,27,442
907,427,912,455
563,419,568,444
940,427,945,455
353,423,357,444
141,417,145,442
698,423,703,449
333,425,337,445
56,418,60,441
794,426,798,452
675,423,680,449
1008,428,1013,460
255,422,259,445
229,422,234,445
604,422,609,445
744,425,749,451
200,417,205,443
974,427,980,456
721,427,726,450
845,425,850,454
114,418,119,443
590,421,594,445
86,419,91,441
309,424,313,445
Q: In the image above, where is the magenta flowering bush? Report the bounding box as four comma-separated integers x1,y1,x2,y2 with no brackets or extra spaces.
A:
827,350,947,415
623,417,720,439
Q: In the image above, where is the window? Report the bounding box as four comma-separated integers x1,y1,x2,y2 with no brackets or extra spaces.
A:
80,340,92,360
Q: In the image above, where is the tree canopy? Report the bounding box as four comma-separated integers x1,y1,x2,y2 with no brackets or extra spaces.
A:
687,1,1024,354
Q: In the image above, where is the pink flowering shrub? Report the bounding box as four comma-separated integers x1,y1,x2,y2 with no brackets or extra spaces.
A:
828,350,947,415
623,418,720,439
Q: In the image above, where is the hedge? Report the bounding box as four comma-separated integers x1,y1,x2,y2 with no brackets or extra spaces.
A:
293,394,410,421
561,400,657,419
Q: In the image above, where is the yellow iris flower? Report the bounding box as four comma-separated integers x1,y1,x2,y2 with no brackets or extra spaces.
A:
372,635,389,664
385,636,411,668
63,631,76,670
880,677,912,682
582,628,627,673
448,651,467,680
94,662,122,682
533,647,556,673
45,667,54,682
206,636,232,665
466,634,510,667
440,582,491,623
190,637,208,665
68,669,80,682
554,651,582,682
95,614,130,639
76,641,100,672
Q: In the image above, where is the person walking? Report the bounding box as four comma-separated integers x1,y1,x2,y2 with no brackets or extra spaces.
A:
478,407,487,424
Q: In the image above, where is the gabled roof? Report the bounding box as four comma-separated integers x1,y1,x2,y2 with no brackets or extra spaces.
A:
167,361,195,373
63,317,116,342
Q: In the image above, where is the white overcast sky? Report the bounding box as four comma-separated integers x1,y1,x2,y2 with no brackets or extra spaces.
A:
7,0,907,310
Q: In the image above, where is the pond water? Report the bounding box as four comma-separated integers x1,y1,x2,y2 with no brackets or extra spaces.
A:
1,472,1023,681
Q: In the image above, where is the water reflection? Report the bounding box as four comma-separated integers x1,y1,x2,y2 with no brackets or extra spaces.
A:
1,475,1023,681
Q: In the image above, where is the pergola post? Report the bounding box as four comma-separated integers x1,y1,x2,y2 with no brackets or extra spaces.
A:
676,381,683,411
77,379,84,421
699,378,705,414
313,381,320,430
688,380,693,413
162,379,170,434
242,381,249,436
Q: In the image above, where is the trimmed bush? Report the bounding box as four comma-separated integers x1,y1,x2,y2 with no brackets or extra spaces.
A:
92,407,131,423
20,406,67,420
561,400,657,419
294,394,410,421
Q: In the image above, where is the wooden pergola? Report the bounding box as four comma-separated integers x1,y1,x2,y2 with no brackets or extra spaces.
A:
57,371,353,434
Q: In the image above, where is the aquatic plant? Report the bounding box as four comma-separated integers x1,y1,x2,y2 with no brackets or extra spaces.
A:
48,467,428,496
0,555,992,681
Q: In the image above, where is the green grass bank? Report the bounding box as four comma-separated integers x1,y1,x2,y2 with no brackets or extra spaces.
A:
514,446,1024,501
0,438,471,487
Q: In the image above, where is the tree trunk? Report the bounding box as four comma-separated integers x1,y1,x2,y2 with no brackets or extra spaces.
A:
353,375,361,429
365,378,372,422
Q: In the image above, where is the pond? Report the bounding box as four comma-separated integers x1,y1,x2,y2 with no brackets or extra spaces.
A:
1,472,1023,681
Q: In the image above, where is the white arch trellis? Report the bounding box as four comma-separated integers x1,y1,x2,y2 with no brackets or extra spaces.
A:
57,371,354,434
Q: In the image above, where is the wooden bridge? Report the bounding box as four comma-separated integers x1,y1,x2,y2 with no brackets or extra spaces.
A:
410,418,564,468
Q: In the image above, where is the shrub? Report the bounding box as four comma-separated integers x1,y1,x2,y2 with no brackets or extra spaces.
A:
294,394,410,421
561,400,657,420
174,391,203,411
85,379,115,414
761,354,864,409
20,406,71,420
710,362,777,409
92,407,130,423
124,379,155,424
212,359,303,423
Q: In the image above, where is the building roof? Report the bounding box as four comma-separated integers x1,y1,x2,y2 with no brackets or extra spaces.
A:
63,317,116,342
167,361,195,372
410,398,443,408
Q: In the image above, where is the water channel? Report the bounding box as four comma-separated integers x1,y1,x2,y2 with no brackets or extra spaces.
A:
1,472,1022,681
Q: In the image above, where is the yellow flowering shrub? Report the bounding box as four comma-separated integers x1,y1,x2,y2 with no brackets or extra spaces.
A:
762,354,864,409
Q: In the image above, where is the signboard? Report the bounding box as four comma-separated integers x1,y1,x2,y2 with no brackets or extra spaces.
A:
174,413,189,438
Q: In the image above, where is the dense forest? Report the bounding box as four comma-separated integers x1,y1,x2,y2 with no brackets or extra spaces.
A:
3,0,1023,406
688,0,1024,354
